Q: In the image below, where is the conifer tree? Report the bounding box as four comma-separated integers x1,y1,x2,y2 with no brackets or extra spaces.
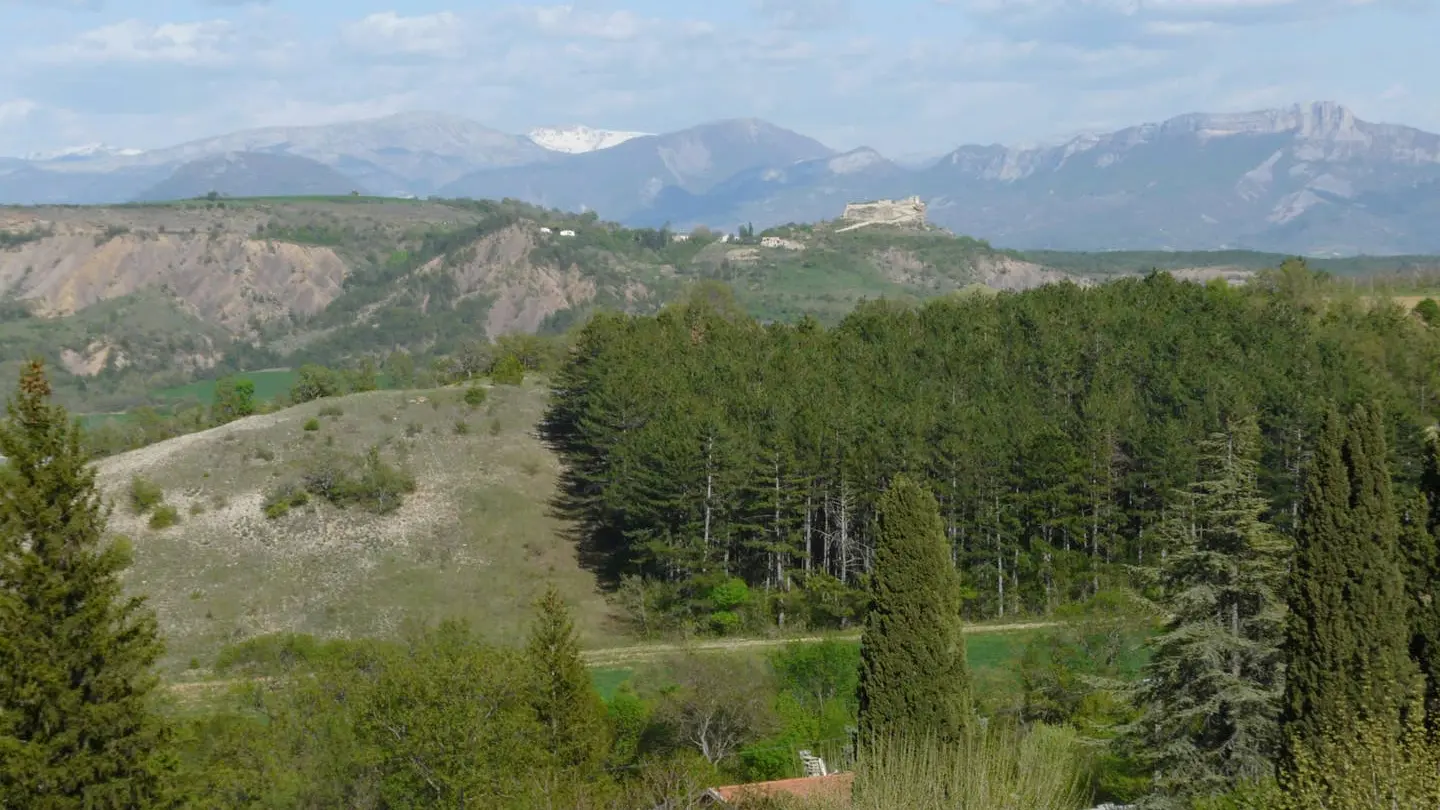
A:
1127,416,1290,805
1280,404,1416,772
857,475,972,742
1406,427,1440,725
525,585,610,779
0,360,172,808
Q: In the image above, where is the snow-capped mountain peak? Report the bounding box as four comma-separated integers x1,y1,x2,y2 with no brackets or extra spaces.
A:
26,143,145,161
527,125,650,154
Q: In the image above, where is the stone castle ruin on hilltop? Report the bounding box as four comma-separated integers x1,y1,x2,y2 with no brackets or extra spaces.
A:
837,195,927,232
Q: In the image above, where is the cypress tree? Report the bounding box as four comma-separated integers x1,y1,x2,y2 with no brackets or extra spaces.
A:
1406,427,1440,726
1280,404,1415,771
525,585,610,778
857,475,972,743
0,360,172,808
1128,416,1290,804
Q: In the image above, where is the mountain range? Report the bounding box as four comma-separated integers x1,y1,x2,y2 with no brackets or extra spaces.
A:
4,102,1440,254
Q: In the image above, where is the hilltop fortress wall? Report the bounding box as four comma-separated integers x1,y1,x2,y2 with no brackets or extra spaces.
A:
838,196,927,231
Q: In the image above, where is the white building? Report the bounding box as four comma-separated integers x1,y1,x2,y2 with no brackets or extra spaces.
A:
559,229,576,237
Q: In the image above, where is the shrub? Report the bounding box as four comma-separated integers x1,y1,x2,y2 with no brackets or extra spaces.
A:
1415,298,1440,326
318,404,343,419
464,385,487,407
852,726,1088,810
148,504,180,530
262,481,310,520
253,445,275,462
274,447,416,517
128,475,164,515
710,610,742,635
490,354,524,385
189,501,205,516
454,420,470,435
489,420,503,436
303,418,320,432
289,364,341,403
405,421,423,438
1267,702,1440,809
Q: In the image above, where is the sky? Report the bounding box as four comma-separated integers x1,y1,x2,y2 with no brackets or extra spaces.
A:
0,0,1436,159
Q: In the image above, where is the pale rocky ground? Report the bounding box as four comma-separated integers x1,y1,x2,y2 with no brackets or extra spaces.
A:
94,381,621,674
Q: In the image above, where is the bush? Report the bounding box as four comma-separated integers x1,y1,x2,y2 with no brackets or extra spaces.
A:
1266,703,1440,809
289,364,341,403
405,422,423,438
710,610,742,635
318,404,343,419
253,445,276,462
852,726,1088,810
303,418,320,432
128,475,164,515
271,447,416,517
453,420,470,435
1416,298,1440,326
464,385,487,407
148,504,180,530
262,481,310,520
490,354,524,386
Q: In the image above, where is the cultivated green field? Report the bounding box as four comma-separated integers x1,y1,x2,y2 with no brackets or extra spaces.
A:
153,368,300,406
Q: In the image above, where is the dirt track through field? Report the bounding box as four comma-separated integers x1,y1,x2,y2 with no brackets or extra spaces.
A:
167,621,1060,696
579,621,1059,666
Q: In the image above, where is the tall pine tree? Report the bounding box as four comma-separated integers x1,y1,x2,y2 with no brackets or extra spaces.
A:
0,360,172,808
1127,416,1290,805
525,585,610,780
857,475,972,742
1280,404,1416,772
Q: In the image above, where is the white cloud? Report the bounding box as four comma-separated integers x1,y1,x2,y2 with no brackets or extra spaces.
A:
341,11,464,58
0,99,39,127
945,0,1432,43
754,0,852,30
523,5,648,41
36,19,240,65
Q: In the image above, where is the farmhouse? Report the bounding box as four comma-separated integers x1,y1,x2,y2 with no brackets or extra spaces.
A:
760,235,805,250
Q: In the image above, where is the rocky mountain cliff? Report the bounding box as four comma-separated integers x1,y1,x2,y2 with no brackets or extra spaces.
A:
626,103,1440,255
4,103,1438,253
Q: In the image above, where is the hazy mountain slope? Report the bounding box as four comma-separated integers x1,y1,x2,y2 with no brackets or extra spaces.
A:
617,102,1440,254
2,113,555,202
134,152,370,202
628,147,912,229
440,119,835,221
908,103,1440,253
95,382,620,673
0,162,174,206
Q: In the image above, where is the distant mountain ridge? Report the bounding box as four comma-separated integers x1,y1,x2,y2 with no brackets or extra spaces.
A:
4,102,1440,254
134,153,368,202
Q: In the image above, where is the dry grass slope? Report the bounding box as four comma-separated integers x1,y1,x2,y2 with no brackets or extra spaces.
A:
94,380,622,674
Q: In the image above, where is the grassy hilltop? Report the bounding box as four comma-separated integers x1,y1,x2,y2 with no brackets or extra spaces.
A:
94,379,621,673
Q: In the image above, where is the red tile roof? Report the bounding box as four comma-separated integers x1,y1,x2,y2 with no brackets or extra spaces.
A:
709,772,854,804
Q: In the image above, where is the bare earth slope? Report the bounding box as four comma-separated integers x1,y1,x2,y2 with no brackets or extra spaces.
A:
94,381,620,673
